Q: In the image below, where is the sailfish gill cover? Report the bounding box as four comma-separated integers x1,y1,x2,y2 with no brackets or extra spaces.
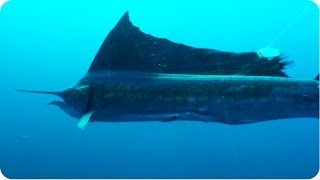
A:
0,0,319,179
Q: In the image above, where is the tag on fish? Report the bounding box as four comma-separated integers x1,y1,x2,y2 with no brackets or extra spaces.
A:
257,47,280,58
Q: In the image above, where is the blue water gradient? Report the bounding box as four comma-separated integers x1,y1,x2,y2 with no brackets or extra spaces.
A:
0,0,318,178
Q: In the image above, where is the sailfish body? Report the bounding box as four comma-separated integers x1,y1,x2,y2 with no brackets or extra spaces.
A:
77,71,318,124
17,11,319,128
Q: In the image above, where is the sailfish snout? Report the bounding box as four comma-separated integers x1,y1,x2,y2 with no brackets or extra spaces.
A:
14,89,62,97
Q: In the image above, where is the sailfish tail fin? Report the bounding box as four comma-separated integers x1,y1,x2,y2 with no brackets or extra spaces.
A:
315,74,319,81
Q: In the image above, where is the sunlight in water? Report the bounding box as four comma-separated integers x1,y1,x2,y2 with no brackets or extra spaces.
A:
0,0,9,11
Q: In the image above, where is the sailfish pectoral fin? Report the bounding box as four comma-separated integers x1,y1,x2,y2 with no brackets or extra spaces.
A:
77,111,95,130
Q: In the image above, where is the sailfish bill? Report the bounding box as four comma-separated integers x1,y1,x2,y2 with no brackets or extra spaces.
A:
16,11,319,129
14,89,61,96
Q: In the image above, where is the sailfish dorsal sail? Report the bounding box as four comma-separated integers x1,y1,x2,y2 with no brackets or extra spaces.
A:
88,11,290,77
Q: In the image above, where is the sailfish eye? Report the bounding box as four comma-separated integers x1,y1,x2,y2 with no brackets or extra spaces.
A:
62,89,78,99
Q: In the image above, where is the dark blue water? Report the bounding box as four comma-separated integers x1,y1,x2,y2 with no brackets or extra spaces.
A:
0,0,319,179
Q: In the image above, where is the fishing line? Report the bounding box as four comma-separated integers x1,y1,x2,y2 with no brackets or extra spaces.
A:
265,2,312,48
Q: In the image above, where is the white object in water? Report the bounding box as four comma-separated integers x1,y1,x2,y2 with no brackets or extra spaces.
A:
257,47,280,58
78,111,94,130
0,0,9,11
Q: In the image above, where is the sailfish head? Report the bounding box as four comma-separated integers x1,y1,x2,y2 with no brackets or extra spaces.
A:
15,86,89,119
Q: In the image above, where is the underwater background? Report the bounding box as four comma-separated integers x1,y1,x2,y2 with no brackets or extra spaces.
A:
0,0,319,179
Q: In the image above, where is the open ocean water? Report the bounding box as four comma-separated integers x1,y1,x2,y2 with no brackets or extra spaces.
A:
0,0,319,179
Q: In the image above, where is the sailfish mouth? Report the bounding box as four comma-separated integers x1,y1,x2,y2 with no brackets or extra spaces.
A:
46,100,65,105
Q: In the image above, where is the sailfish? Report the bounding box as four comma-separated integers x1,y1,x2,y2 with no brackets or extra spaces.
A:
17,11,319,129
